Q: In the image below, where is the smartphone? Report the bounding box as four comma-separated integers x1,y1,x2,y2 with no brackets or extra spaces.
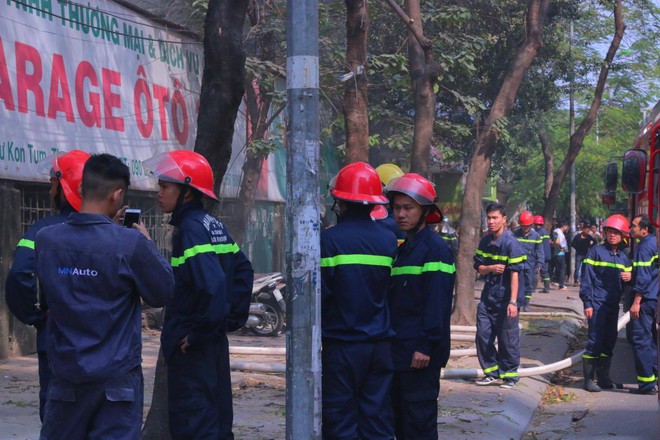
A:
123,209,142,228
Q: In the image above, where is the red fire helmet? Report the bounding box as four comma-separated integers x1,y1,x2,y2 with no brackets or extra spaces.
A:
603,214,630,236
143,150,219,201
39,150,91,211
519,211,534,226
533,215,544,225
331,162,388,205
385,173,442,224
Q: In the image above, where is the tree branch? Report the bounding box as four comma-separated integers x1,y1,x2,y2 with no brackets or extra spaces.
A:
383,0,432,48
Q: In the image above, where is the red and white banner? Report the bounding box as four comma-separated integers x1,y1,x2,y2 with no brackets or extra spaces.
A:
0,0,203,190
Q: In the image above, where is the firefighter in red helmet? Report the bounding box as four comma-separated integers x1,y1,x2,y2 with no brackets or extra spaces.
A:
5,149,90,421
579,214,632,392
533,215,552,293
320,162,398,439
144,150,254,439
386,173,455,439
513,211,544,311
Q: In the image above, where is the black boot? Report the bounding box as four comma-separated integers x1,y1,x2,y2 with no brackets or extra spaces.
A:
583,358,601,392
596,357,623,390
541,280,550,293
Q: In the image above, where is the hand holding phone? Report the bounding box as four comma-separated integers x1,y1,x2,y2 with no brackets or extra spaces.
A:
123,209,142,229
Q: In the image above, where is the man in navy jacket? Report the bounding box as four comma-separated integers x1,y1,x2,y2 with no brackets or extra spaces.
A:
5,150,89,421
35,154,173,439
579,214,632,392
387,173,455,439
628,215,658,394
321,162,398,439
144,150,253,439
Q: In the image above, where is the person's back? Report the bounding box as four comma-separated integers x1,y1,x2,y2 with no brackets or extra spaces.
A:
37,216,172,382
321,209,397,340
34,153,173,439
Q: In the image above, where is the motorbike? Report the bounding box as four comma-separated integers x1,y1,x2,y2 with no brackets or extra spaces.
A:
243,272,287,336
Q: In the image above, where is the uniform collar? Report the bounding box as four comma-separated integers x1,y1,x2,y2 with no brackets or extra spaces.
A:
487,229,509,247
66,212,114,225
170,200,204,226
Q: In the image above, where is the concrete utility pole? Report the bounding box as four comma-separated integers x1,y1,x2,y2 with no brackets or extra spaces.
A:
569,18,576,280
285,2,321,439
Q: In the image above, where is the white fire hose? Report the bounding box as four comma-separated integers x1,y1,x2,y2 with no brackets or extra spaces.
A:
230,312,631,377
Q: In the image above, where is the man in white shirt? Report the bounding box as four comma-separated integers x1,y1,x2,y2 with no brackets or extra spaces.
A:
552,221,569,290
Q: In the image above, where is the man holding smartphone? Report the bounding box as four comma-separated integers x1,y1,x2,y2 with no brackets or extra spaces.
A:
34,153,173,438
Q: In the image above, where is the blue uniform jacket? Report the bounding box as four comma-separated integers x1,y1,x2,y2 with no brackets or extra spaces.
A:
162,200,253,360
514,228,544,269
321,209,398,342
631,234,658,301
474,230,526,305
5,204,76,352
34,213,173,384
389,226,455,370
579,244,632,309
536,226,551,261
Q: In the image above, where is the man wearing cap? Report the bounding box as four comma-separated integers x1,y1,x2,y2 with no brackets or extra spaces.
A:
386,173,455,439
5,150,90,421
579,214,632,392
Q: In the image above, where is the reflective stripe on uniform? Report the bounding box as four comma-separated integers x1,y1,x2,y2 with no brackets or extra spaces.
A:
633,254,658,267
17,238,35,250
583,258,632,272
171,242,240,267
483,365,499,374
391,261,456,276
638,374,657,383
320,254,393,268
500,372,519,378
476,249,527,265
441,236,457,241
516,238,542,244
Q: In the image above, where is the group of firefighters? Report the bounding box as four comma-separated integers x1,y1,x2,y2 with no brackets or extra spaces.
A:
3,151,659,439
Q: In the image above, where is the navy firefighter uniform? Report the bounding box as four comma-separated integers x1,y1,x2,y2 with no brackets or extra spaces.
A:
514,227,544,306
579,243,632,374
162,199,254,440
321,208,399,440
630,233,659,391
534,219,552,292
34,213,173,439
389,226,455,439
4,203,75,421
474,230,526,382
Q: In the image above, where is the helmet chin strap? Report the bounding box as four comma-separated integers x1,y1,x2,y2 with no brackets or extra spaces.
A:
407,206,430,236
53,181,63,210
175,184,189,211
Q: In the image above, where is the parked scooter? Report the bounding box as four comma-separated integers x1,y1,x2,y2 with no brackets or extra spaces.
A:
243,273,286,336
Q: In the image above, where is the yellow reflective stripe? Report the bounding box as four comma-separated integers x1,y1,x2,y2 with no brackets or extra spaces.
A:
483,365,498,374
500,372,519,378
540,235,550,239
633,254,658,267
476,249,507,261
171,243,240,267
441,236,457,241
583,354,598,359
638,375,657,383
17,238,35,250
391,261,456,276
320,254,393,268
508,255,527,264
525,294,532,299
583,258,632,271
517,238,542,244
476,249,526,264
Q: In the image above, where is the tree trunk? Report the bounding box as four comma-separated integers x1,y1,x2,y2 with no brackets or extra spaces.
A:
194,0,249,214
453,0,551,325
141,347,170,440
542,0,624,223
539,130,553,201
343,0,370,164
405,0,437,177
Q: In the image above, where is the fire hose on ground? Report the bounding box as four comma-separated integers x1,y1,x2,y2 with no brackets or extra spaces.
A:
229,312,631,377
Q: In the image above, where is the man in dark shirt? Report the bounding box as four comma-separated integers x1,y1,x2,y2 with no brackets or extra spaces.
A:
571,224,596,286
